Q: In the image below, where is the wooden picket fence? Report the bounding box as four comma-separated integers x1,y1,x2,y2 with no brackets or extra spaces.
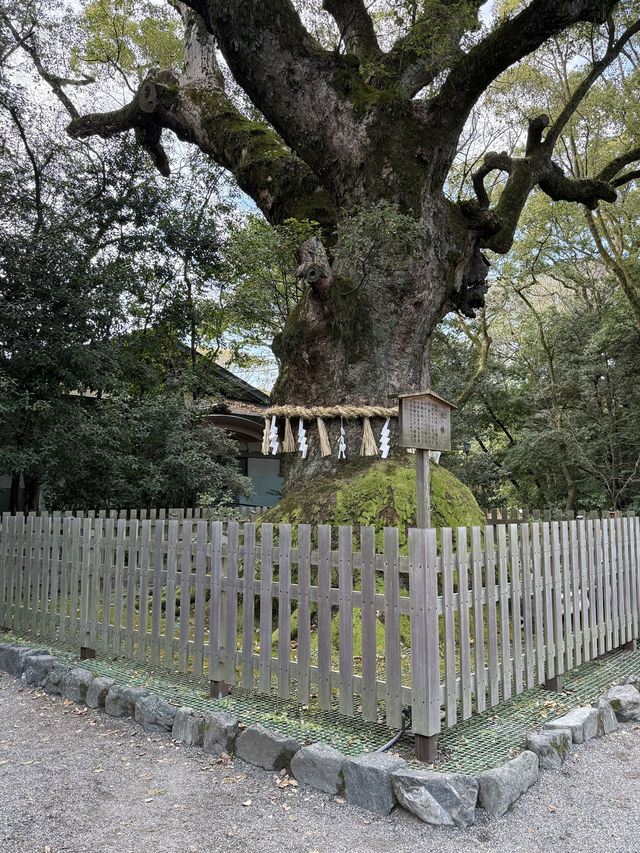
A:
483,506,629,525
0,512,639,745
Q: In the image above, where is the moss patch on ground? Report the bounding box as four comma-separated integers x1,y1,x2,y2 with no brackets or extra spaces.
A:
260,455,485,552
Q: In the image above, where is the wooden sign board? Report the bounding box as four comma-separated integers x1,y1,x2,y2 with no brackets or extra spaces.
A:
398,390,455,452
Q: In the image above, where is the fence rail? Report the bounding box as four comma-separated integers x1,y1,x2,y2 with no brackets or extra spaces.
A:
1,512,639,749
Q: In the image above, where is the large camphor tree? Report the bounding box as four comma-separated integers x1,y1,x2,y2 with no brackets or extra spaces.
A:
65,0,640,491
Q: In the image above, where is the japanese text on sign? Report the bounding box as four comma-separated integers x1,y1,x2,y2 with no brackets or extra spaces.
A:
399,396,451,451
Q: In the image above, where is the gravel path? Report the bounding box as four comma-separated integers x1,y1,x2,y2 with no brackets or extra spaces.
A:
1,672,640,853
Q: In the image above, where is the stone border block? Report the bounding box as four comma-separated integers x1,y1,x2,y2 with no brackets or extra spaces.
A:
342,752,407,816
172,707,205,747
105,684,149,718
392,767,478,827
544,707,598,743
290,743,345,795
62,668,95,704
86,676,115,709
134,694,177,733
477,750,539,818
525,728,572,770
234,724,300,771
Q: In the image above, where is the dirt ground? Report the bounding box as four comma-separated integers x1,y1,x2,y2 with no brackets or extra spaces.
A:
1,671,640,853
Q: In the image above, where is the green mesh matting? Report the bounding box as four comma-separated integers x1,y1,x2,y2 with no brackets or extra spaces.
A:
3,630,639,774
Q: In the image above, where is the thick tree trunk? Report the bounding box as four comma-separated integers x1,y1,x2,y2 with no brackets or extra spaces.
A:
271,192,489,494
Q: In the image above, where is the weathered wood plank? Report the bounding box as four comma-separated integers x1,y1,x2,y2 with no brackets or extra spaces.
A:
259,524,274,695
594,518,606,656
441,527,457,724
496,524,511,701
150,520,164,667
316,525,332,710
471,526,487,710
569,520,582,667
519,523,535,689
509,523,524,696
30,516,42,635
587,519,598,660
135,520,151,663
550,521,564,677
39,515,52,639
360,526,377,723
383,527,401,728
578,520,590,662
609,517,620,649
278,525,292,700
208,521,223,681
241,523,256,690
112,519,127,656
79,517,92,650
163,520,179,669
338,526,355,718
484,525,499,706
224,522,240,686
530,523,544,684
57,516,70,642
616,516,628,645
457,527,472,718
125,519,139,660
192,520,207,676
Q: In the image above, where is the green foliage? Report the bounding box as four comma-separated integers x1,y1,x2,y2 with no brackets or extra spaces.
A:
73,0,183,82
219,215,321,346
333,201,424,292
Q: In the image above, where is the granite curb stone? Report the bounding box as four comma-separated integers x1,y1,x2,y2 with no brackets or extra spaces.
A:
234,724,301,771
595,698,619,735
105,684,149,718
290,743,346,795
544,707,598,743
62,668,95,704
21,654,58,687
602,684,640,721
203,710,239,755
525,728,572,770
477,750,539,818
342,752,407,816
172,707,205,747
86,676,115,709
134,694,178,733
391,767,478,827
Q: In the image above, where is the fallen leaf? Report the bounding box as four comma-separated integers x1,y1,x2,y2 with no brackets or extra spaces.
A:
144,798,153,803
335,797,345,804
549,804,557,813
146,788,165,796
242,799,252,806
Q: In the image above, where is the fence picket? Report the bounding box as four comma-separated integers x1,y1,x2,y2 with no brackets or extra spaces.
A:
457,527,472,719
551,522,565,677
259,524,273,695
519,523,534,690
278,525,292,700
383,527,402,728
241,523,256,690
339,526,354,718
496,524,511,701
125,519,139,660
192,520,207,676
360,526,377,723
509,523,524,695
530,523,544,684
316,525,332,711
150,520,164,667
208,521,222,682
441,527,457,724
136,520,152,663
471,526,487,710
164,520,179,669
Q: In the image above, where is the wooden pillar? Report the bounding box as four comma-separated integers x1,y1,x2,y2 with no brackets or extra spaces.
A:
544,674,563,692
415,733,438,764
416,449,431,529
210,679,230,698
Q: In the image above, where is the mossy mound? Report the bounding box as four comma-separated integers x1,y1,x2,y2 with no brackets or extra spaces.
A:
260,455,485,552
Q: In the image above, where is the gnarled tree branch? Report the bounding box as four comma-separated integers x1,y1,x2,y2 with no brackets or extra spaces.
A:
427,0,620,135
68,7,337,232
321,0,381,60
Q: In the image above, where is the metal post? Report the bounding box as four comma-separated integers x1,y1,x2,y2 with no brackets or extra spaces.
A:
416,449,431,529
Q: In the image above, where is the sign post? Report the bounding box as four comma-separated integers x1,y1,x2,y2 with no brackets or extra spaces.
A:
398,390,455,531
398,390,455,764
